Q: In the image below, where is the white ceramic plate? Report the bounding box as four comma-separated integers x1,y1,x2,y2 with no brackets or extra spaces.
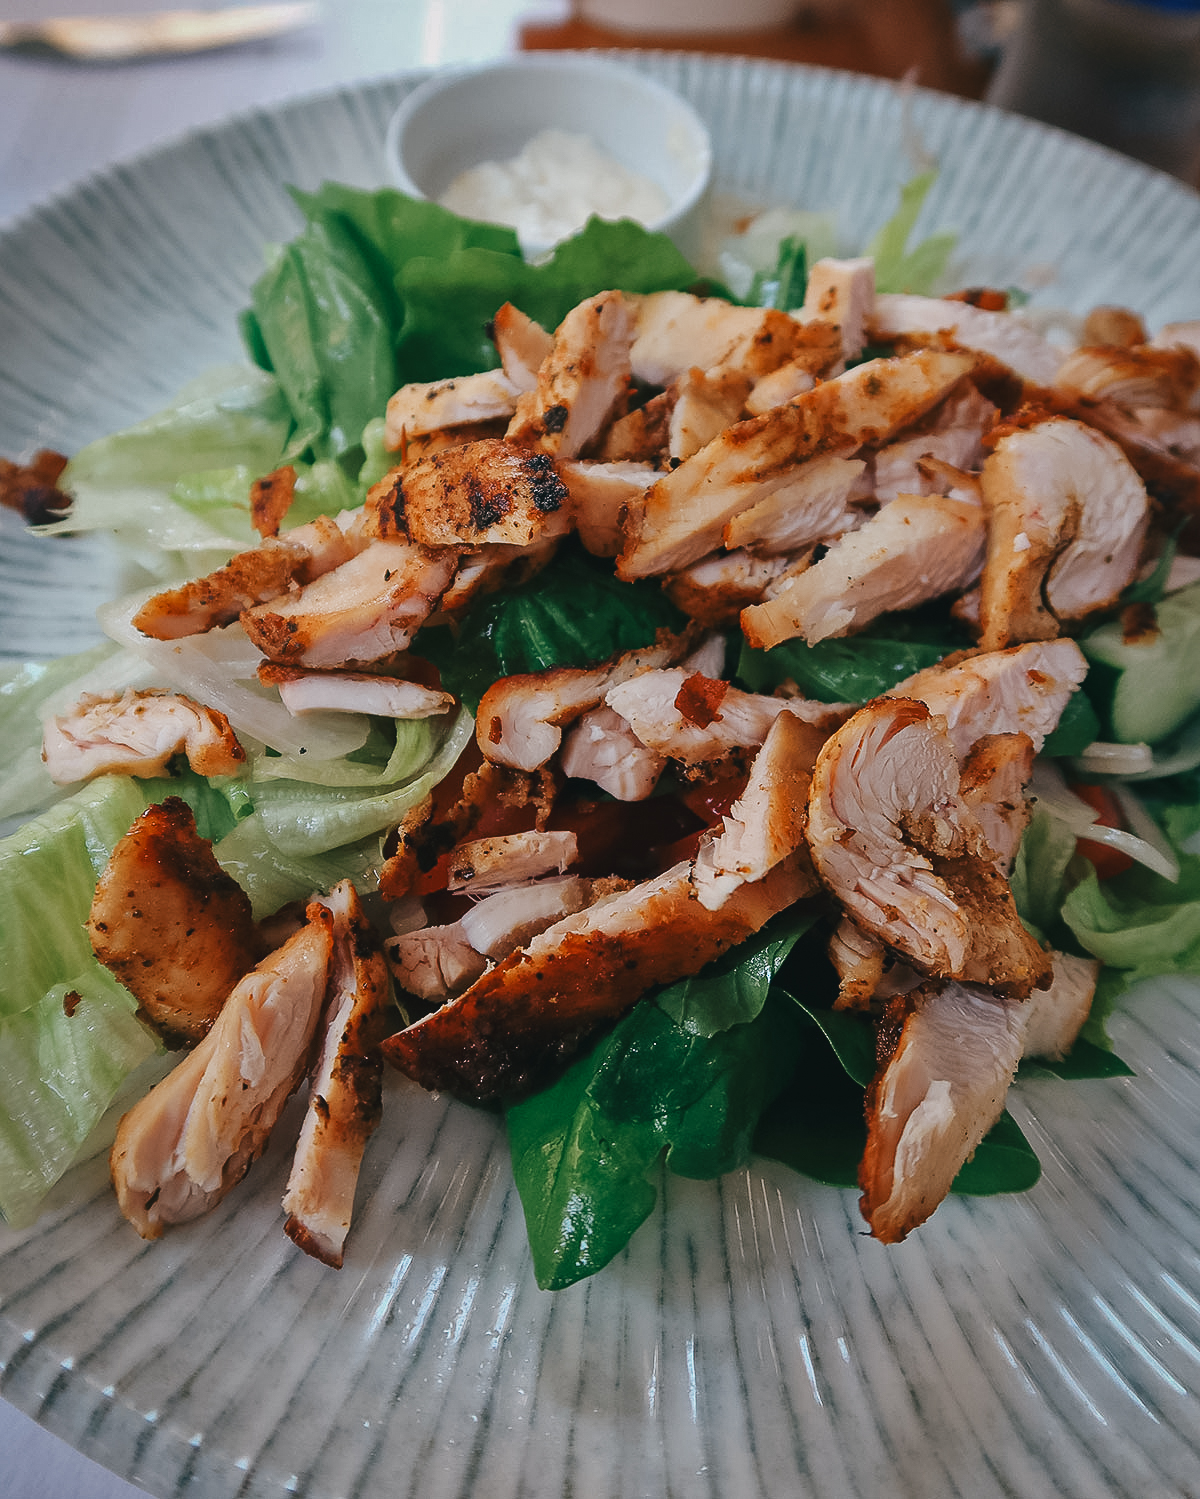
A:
3,55,1200,1499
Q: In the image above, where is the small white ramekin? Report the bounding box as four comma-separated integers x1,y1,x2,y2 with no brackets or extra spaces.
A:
383,54,712,262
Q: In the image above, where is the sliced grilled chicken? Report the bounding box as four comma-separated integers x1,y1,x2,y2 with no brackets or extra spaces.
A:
446,829,577,892
1152,320,1200,360
88,797,261,1047
978,416,1150,650
559,703,666,800
397,437,571,549
491,302,554,391
256,662,455,718
558,458,658,557
869,292,1064,385
132,514,358,640
629,291,816,386
859,980,1028,1243
475,629,700,771
665,548,813,628
439,538,558,612
385,369,522,449
828,916,888,1012
741,492,986,651
1054,342,1200,412
1128,406,1200,463
1020,951,1101,1061
599,389,675,464
692,710,823,910
871,383,997,503
283,880,390,1269
1083,306,1147,348
250,464,297,539
458,875,593,959
957,732,1034,872
605,668,849,765
617,348,977,579
386,920,488,1003
382,854,813,1100
744,358,816,415
723,453,870,556
110,906,335,1239
800,256,875,366
668,367,752,462
888,639,1088,757
43,688,246,783
807,697,1050,997
241,539,459,668
506,291,636,458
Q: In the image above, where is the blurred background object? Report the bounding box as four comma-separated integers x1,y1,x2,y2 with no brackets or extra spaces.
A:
986,0,1200,180
522,0,991,95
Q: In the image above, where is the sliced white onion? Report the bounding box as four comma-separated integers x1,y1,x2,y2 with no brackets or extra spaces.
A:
1028,760,1180,882
1072,740,1155,777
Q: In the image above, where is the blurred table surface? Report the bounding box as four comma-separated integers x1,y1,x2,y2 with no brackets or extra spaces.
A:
0,0,980,1495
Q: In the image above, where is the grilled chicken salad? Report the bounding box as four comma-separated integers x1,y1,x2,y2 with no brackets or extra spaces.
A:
4,175,1200,1287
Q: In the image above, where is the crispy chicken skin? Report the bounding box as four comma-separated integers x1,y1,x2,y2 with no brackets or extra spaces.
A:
283,880,390,1269
43,688,245,784
382,855,813,1101
110,906,335,1239
806,697,1050,998
88,797,262,1047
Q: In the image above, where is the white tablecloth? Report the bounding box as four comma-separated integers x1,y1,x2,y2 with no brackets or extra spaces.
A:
0,4,561,1492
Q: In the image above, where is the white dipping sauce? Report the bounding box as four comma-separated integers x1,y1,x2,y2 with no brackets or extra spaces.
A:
439,128,669,252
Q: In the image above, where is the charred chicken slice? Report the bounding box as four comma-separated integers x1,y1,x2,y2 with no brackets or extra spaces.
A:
806,697,1050,998
283,880,390,1269
110,905,335,1239
859,980,1029,1243
88,796,262,1047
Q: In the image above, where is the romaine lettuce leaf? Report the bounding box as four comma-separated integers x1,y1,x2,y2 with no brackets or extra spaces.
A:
421,544,686,711
0,776,160,1224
